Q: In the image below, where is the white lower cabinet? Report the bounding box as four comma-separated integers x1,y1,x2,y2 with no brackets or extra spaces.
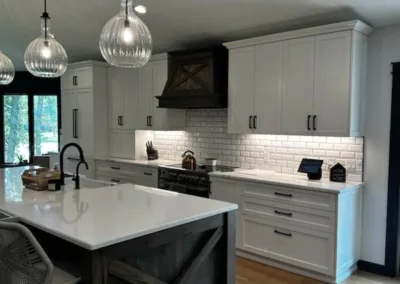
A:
95,160,158,188
242,215,335,276
210,176,362,284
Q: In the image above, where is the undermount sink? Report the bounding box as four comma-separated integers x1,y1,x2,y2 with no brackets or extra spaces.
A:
64,177,114,189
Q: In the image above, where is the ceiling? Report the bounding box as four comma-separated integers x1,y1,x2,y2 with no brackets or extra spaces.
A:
2,0,400,70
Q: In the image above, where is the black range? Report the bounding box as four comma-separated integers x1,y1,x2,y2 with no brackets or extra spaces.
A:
158,164,236,198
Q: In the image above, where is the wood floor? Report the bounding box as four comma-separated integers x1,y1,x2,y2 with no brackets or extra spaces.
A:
236,257,400,284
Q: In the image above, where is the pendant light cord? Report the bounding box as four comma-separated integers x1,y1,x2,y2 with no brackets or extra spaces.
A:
43,0,49,40
125,0,128,21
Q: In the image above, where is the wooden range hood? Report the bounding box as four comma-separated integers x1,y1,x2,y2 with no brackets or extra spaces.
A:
156,47,228,109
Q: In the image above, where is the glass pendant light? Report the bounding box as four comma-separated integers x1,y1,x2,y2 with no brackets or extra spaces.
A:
0,50,15,85
99,0,152,68
24,0,68,78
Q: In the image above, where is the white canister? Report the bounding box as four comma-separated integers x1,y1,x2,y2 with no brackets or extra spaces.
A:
204,158,217,167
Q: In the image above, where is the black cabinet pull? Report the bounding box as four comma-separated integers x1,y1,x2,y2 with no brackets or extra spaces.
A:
75,76,78,86
73,76,77,86
144,172,153,176
111,179,120,183
111,167,120,170
146,116,150,126
274,210,293,217
274,192,293,198
72,109,78,138
313,115,317,130
274,230,292,237
249,116,253,129
149,116,152,127
120,116,124,126
253,116,257,129
307,115,311,130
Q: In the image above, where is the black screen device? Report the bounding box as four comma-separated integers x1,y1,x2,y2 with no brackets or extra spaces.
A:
298,158,323,180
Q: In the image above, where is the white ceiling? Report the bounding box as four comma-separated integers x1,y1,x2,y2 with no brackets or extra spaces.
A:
2,0,400,70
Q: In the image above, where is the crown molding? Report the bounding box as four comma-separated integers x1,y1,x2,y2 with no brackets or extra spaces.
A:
223,20,374,49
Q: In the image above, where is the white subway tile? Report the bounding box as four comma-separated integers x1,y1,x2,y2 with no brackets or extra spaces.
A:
288,136,301,142
299,149,313,155
348,145,363,152
326,151,341,158
282,167,295,174
341,137,356,144
313,150,326,156
313,137,326,143
281,154,294,161
277,135,288,141
288,161,299,168
276,160,287,167
282,142,294,148
294,142,307,148
307,142,319,148
327,137,341,143
245,158,255,164
265,135,277,141
241,151,250,157
271,166,282,172
356,137,364,145
301,136,314,142
250,152,261,158
356,152,363,160
334,144,348,151
270,154,282,160
287,148,300,154
319,143,334,150
341,152,356,159
271,141,282,147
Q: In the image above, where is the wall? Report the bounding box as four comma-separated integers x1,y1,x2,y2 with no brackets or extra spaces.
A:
361,24,400,265
154,109,363,182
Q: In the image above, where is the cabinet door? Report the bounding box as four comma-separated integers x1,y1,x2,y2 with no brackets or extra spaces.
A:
137,64,153,129
75,67,93,89
121,69,138,130
76,89,94,157
282,37,315,135
109,130,122,158
227,47,255,134
254,42,283,134
61,70,76,90
108,67,123,129
60,90,78,156
151,60,186,130
313,31,352,136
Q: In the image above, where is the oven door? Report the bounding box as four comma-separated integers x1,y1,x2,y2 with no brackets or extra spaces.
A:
159,179,209,198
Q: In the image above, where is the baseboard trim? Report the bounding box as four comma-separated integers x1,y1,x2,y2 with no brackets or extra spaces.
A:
357,260,390,276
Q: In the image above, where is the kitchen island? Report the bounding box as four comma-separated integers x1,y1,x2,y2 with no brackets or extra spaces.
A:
0,167,238,284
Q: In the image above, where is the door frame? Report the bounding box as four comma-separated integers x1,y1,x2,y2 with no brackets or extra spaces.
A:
358,62,400,277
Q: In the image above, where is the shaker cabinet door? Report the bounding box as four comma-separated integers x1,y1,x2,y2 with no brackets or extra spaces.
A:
281,37,315,135
313,31,352,136
227,46,256,134
137,64,153,129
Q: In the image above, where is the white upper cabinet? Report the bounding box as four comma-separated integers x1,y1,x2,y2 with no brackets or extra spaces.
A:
137,55,186,131
281,36,315,135
312,31,352,136
60,61,109,159
254,41,284,134
108,67,138,130
224,20,372,137
227,46,255,134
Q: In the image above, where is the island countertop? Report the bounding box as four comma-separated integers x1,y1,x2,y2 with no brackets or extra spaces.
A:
0,167,237,250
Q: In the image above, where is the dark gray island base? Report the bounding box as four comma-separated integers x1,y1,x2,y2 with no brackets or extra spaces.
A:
26,211,235,284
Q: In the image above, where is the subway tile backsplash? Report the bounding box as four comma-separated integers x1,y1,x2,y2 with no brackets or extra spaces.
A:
154,110,363,182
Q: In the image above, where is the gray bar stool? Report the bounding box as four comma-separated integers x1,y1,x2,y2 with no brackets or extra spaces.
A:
0,222,80,284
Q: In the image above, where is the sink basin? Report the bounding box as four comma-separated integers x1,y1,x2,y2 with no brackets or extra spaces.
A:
64,177,114,189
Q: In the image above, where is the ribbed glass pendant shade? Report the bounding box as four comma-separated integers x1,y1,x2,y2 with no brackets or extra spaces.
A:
24,9,68,78
0,51,15,85
99,0,152,68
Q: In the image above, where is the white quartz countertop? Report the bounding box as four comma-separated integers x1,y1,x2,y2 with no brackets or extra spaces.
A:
209,169,362,193
95,157,176,168
0,167,237,250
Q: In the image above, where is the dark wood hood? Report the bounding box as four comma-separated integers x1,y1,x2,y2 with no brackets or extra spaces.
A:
156,47,228,109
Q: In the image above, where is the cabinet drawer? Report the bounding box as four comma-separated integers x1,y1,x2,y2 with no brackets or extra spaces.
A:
242,215,335,276
96,175,133,185
242,197,336,233
241,182,336,212
96,161,157,177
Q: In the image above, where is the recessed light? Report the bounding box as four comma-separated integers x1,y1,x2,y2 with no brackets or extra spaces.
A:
135,5,147,14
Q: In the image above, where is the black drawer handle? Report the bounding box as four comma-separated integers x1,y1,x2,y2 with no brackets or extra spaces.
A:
274,230,292,237
249,116,253,129
274,210,293,217
307,115,311,130
111,167,121,170
274,192,293,198
111,179,120,183
144,172,153,176
313,115,317,130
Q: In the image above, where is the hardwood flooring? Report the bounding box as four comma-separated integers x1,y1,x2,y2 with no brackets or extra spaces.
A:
236,257,400,284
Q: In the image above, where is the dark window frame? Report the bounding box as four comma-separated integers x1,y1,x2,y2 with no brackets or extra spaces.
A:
0,72,60,165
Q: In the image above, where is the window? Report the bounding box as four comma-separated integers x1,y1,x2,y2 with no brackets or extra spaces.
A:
0,72,60,165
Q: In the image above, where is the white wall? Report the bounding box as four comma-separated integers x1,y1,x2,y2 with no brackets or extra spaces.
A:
362,24,400,264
